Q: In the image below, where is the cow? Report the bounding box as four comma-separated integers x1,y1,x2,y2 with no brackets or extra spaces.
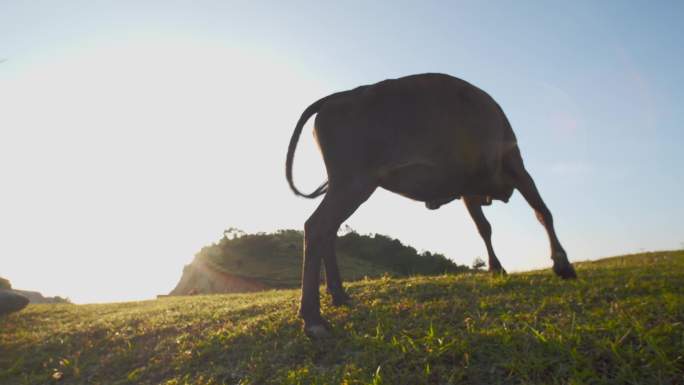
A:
285,73,576,338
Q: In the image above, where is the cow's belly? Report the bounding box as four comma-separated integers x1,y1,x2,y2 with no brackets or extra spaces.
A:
378,163,465,202
378,161,512,204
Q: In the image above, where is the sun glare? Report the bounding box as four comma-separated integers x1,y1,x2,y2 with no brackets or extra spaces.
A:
0,36,327,304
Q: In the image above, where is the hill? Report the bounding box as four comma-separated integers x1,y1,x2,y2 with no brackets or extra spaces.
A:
170,229,470,295
1,277,70,304
1,250,683,384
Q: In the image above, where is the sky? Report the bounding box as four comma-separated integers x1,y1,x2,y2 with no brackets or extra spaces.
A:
1,1,682,304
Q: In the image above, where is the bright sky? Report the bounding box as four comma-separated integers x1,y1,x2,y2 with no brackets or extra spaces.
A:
1,1,682,304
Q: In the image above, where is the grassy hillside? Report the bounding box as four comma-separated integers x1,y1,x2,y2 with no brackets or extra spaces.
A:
187,230,469,290
2,250,683,384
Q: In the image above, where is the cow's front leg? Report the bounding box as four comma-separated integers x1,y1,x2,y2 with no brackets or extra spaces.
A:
464,196,506,275
507,156,576,279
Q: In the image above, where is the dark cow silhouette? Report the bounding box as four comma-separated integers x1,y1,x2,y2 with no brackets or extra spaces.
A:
286,73,576,338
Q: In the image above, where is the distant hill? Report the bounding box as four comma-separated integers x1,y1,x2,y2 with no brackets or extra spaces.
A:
170,229,470,295
12,290,70,304
0,276,70,304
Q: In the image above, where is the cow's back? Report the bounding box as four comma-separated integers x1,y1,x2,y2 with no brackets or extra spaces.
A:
314,73,514,184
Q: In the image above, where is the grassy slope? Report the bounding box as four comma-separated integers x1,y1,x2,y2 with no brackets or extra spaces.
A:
1,251,683,385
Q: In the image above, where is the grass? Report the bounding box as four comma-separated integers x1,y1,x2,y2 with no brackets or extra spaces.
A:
1,250,683,384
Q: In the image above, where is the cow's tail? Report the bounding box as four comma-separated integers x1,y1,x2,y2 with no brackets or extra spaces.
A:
286,95,331,198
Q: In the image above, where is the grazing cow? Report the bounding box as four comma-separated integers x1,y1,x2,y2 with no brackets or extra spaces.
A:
286,73,576,338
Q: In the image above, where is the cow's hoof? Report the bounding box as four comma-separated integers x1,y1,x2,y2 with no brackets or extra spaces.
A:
303,318,332,339
331,292,351,307
552,252,577,279
555,264,577,279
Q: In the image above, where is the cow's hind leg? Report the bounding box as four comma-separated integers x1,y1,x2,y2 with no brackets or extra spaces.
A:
323,240,350,306
301,177,376,338
506,152,577,279
464,196,506,274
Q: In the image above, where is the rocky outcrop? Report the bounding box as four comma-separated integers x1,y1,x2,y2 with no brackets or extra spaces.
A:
0,276,69,315
169,259,269,296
